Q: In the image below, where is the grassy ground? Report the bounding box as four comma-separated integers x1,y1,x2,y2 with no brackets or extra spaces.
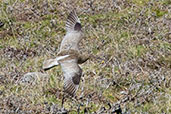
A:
0,0,171,113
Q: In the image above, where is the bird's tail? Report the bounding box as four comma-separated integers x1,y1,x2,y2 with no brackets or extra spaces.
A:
43,55,70,70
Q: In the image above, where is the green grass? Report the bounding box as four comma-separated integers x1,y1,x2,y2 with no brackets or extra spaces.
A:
0,0,170,113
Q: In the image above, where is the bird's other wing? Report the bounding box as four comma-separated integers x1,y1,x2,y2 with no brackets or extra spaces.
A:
60,58,82,96
43,55,70,71
66,10,82,32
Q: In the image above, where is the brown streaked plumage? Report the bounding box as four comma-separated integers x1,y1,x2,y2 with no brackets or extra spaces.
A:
43,11,89,97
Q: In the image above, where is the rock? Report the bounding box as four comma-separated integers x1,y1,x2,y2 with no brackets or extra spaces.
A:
19,72,49,85
0,21,4,28
111,103,122,114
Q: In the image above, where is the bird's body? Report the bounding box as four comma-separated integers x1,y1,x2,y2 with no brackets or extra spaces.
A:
43,10,89,97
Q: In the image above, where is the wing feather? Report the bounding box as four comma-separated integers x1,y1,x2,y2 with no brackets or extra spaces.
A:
60,11,82,52
60,58,82,96
66,10,81,32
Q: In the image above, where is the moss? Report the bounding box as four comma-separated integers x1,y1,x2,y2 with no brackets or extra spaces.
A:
160,42,171,50
131,0,150,6
155,9,168,17
46,95,60,104
127,45,147,58
10,85,22,94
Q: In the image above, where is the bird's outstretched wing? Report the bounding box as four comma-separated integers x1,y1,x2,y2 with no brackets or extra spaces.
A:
59,58,82,96
60,10,82,52
66,10,81,32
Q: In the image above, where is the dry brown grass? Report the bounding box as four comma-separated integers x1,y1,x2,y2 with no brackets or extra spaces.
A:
0,0,171,113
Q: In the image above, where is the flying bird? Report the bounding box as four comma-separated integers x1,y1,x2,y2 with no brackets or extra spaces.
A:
43,10,89,98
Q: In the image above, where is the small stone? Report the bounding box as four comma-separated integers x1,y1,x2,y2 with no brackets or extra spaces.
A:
120,91,128,95
19,72,48,85
50,19,57,28
0,21,4,28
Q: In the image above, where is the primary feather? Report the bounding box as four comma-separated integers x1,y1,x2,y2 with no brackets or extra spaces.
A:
66,10,81,32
